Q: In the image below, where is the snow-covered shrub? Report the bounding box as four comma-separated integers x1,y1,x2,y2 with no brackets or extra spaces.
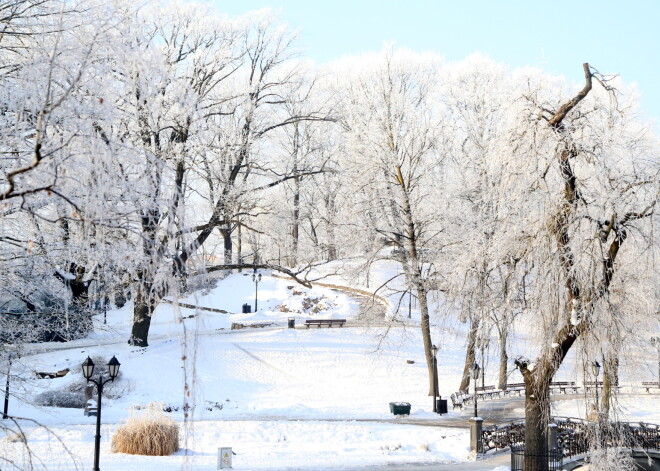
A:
33,390,85,408
111,404,179,456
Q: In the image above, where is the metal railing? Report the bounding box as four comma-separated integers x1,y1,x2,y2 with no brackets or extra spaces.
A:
510,445,563,471
484,417,660,459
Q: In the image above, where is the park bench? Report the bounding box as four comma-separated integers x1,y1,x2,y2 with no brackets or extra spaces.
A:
476,385,500,399
459,389,472,404
35,368,70,379
503,382,525,397
642,381,659,393
583,381,619,393
550,381,578,394
450,392,464,409
304,319,346,328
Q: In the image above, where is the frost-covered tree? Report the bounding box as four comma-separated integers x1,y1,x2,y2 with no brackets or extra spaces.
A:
439,55,525,392
499,64,659,470
336,47,446,394
0,0,127,342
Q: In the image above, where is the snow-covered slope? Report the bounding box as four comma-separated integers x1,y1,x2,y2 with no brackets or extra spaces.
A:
2,271,659,471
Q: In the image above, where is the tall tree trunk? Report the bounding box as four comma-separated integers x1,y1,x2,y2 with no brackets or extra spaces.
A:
129,207,160,346
518,64,594,469
523,378,551,471
289,122,300,267
324,193,337,261
221,228,233,266
498,327,508,390
291,175,300,267
396,166,435,395
128,269,155,347
459,316,479,392
237,219,243,272
326,223,337,260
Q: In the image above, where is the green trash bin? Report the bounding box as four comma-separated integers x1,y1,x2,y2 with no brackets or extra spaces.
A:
389,402,411,415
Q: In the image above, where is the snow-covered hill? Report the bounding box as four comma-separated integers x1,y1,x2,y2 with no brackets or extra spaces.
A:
2,271,659,471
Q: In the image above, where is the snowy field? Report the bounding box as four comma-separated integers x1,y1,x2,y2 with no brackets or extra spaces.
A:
2,272,659,471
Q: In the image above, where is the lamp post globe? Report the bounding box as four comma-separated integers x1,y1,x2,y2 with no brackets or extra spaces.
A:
107,356,121,380
471,362,481,380
82,357,95,380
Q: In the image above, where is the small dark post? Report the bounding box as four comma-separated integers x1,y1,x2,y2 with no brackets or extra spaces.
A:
592,360,601,413
548,423,558,453
2,354,12,419
471,362,481,418
431,344,438,413
470,417,483,454
652,337,660,389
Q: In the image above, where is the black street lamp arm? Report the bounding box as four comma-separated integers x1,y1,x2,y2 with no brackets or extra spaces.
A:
87,374,116,390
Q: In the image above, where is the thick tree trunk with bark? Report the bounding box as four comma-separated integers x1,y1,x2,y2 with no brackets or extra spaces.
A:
129,272,156,347
523,377,551,471
129,207,160,347
498,327,508,390
221,228,233,266
459,316,479,391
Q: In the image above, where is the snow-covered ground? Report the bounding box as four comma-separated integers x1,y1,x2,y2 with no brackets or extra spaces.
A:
1,270,659,471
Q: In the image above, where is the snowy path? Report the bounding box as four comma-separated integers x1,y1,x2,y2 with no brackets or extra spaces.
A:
331,452,511,470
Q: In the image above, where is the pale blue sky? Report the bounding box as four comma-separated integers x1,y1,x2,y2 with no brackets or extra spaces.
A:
216,0,660,123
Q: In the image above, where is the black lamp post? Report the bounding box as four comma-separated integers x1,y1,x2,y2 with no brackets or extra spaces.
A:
591,360,601,412
2,354,12,420
471,362,481,418
252,270,262,312
652,337,660,389
431,344,438,413
476,338,489,389
83,356,120,471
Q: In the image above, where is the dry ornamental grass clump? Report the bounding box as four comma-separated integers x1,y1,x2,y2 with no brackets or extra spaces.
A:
111,404,179,456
